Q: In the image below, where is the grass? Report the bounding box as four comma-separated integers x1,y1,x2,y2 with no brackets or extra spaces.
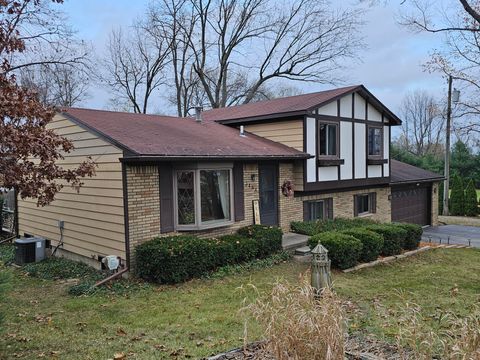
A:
1,248,480,359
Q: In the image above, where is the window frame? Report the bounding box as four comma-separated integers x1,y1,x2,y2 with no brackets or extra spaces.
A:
354,192,377,217
173,164,234,231
317,120,340,160
367,125,384,159
304,198,333,221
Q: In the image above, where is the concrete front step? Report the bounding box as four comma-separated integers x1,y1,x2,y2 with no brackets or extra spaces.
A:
295,245,312,256
282,232,309,251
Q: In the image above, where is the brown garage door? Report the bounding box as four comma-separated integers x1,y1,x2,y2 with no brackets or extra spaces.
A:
391,185,431,225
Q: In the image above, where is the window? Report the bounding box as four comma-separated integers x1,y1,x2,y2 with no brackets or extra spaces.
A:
354,193,377,217
304,198,333,221
175,167,233,229
356,194,370,215
200,170,230,222
318,122,338,157
368,126,382,157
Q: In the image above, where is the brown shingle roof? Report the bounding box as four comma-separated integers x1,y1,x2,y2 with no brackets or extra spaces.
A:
202,85,402,125
61,108,310,160
390,159,444,184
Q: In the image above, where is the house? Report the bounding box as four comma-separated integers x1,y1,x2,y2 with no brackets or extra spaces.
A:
17,85,443,269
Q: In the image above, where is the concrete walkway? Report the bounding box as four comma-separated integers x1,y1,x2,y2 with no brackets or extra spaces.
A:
439,215,480,227
422,225,480,248
282,232,309,251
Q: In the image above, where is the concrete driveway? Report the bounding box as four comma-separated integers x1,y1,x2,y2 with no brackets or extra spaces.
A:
422,225,480,248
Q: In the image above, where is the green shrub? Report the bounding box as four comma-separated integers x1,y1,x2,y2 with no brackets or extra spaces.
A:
291,217,377,236
364,224,407,256
393,223,422,250
23,257,101,280
309,232,362,270
0,244,15,265
136,228,283,284
464,180,478,217
450,175,465,216
341,228,383,263
213,234,258,265
237,225,283,257
135,235,217,284
291,221,318,236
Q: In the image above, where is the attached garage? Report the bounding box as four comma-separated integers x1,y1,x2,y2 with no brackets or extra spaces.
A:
391,184,431,225
390,160,444,226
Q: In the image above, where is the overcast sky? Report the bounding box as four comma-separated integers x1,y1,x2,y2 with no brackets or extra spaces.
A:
60,0,448,117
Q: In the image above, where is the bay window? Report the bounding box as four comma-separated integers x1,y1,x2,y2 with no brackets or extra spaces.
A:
174,165,233,230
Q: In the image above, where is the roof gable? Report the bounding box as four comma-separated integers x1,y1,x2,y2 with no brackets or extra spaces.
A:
202,85,401,125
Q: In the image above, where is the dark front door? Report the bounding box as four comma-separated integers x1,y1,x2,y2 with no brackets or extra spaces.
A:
259,163,278,226
391,185,431,226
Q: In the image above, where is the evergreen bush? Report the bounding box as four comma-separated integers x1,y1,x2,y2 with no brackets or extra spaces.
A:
341,228,384,262
308,231,362,270
364,224,407,256
464,179,479,217
392,223,422,250
136,226,283,284
450,175,465,216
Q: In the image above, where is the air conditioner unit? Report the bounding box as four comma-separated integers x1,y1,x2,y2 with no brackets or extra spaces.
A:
14,237,46,265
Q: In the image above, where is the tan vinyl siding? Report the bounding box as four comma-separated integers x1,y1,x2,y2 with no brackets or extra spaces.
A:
244,119,304,151
18,114,126,261
293,161,304,191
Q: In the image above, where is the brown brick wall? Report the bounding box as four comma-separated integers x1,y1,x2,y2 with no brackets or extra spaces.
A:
126,163,261,253
277,163,392,232
431,182,439,226
126,165,161,265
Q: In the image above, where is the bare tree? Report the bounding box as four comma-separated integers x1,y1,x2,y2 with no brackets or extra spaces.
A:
143,0,364,115
399,0,480,134
101,25,170,114
19,63,89,106
1,0,90,75
399,90,445,157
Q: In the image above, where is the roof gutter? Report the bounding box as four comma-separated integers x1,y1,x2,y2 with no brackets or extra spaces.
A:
120,154,312,163
390,177,445,185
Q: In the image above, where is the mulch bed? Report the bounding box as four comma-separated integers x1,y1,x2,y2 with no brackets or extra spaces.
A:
206,335,412,359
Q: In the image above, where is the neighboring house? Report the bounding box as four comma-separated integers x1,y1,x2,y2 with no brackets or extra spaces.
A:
17,85,443,269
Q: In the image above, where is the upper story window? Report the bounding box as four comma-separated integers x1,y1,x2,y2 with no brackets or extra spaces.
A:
318,122,338,158
175,166,233,230
368,126,383,157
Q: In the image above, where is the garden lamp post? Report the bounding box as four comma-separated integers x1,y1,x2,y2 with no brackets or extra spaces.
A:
311,244,332,295
443,75,460,216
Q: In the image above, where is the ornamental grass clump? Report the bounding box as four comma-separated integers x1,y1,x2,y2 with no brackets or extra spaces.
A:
245,279,345,360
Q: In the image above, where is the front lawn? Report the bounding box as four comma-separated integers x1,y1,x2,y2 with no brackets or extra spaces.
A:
1,248,480,359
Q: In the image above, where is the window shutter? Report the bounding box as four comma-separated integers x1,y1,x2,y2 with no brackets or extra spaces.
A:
159,163,174,233
303,201,310,221
326,198,334,219
233,162,245,221
369,192,377,213
353,195,359,217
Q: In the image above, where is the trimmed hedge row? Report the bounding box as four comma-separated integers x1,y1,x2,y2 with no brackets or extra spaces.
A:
291,217,377,236
135,225,282,284
364,224,407,256
309,232,363,270
341,228,384,263
308,222,423,269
